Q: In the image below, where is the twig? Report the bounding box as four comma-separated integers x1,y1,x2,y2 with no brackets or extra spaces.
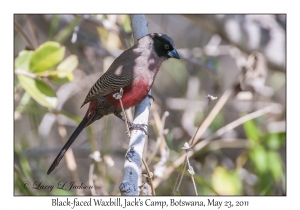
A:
153,103,280,189
173,94,217,195
190,88,233,147
113,88,131,137
193,104,281,151
182,143,198,195
158,111,169,141
172,159,187,195
142,158,156,196
71,15,90,44
147,110,169,165
89,163,96,195
189,94,218,146
208,139,249,150
14,21,34,50
119,99,131,137
15,70,37,79
25,15,39,48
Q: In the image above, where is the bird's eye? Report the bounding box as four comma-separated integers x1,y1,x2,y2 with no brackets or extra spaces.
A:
164,44,169,50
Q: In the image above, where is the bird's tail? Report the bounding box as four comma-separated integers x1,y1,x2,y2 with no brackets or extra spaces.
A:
47,113,93,175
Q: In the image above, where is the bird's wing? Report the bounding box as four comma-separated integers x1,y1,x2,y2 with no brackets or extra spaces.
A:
81,49,136,107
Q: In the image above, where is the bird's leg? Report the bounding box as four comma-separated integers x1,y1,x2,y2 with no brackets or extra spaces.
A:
128,121,148,136
114,111,149,136
147,94,155,101
113,88,131,137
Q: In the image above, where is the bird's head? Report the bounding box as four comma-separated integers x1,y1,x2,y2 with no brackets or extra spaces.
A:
139,33,180,60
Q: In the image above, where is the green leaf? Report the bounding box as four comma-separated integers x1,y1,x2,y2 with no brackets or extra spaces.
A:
250,145,268,174
266,133,281,150
36,54,78,84
193,173,219,195
46,70,74,84
18,75,58,108
267,151,283,181
57,54,78,72
29,41,65,73
15,50,34,71
212,166,241,195
243,118,261,144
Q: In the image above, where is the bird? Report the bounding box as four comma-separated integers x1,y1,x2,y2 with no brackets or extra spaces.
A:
47,33,180,175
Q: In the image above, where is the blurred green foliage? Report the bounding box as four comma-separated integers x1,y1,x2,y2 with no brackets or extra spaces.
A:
243,118,285,195
15,41,78,108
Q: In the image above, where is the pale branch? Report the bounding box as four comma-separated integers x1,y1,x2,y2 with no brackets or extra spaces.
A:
119,15,150,196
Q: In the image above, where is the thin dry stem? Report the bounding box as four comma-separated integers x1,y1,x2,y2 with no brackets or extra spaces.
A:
153,103,279,189
189,94,216,147
118,98,131,137
25,15,39,48
89,163,96,195
194,104,280,151
14,20,34,49
71,15,89,43
142,158,156,196
184,149,198,195
173,94,216,194
147,110,169,165
189,88,233,146
172,158,187,195
113,88,131,137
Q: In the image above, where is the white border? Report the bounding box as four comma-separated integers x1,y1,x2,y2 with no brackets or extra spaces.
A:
4,0,296,209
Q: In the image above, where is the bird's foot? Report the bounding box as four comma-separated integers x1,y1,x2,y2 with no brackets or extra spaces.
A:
127,122,149,136
147,94,154,101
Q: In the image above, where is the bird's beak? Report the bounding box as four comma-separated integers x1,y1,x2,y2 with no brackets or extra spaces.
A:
167,49,180,59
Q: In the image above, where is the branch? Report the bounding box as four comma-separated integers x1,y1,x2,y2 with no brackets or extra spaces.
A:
119,15,150,196
153,103,281,189
14,20,35,49
183,15,286,72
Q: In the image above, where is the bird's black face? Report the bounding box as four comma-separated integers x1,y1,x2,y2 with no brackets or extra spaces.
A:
152,33,180,60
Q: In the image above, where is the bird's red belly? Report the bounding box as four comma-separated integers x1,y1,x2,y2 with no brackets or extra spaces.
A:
105,79,150,110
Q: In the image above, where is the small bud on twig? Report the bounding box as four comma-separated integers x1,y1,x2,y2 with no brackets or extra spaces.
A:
206,94,218,101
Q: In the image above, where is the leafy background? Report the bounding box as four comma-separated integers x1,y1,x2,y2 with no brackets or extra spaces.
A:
14,14,286,195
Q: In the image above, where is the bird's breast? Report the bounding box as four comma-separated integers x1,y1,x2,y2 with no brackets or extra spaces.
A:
105,76,152,110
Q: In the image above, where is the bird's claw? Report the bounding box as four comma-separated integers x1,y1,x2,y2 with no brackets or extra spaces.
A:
127,122,149,136
147,94,154,101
